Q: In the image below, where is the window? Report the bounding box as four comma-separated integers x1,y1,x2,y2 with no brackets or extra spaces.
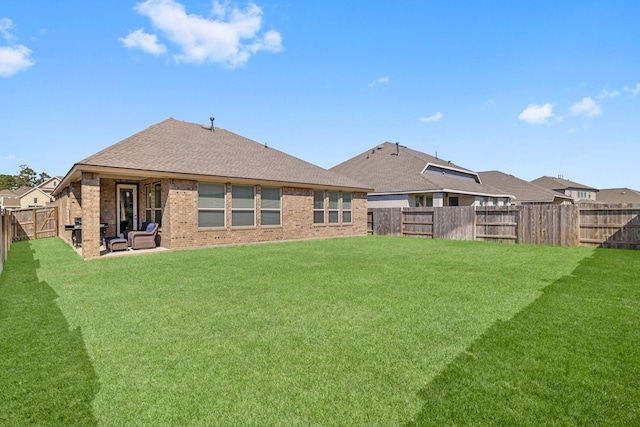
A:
328,191,339,223
232,185,255,227
415,195,424,207
260,187,281,226
426,197,433,207
154,183,162,226
198,183,225,227
449,196,459,206
145,185,152,223
313,190,325,224
342,192,352,223
33,197,38,204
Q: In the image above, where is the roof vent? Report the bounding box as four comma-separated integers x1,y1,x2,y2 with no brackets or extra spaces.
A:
202,117,215,132
392,142,400,156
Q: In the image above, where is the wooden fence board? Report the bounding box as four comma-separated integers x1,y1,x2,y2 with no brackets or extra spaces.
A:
434,206,474,240
11,207,58,242
370,208,402,236
369,203,640,249
402,208,434,238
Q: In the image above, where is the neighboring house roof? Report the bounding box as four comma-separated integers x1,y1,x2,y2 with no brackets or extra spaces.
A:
12,186,34,196
0,189,17,197
1,197,21,209
330,142,512,198
36,176,63,193
478,171,573,204
596,188,640,204
531,176,598,192
14,185,51,200
55,118,370,194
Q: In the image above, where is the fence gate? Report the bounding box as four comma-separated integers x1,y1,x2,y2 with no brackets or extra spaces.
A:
11,207,58,242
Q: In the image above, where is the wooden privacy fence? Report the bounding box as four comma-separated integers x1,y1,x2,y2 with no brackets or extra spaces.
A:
11,207,58,242
368,204,640,249
1,210,11,274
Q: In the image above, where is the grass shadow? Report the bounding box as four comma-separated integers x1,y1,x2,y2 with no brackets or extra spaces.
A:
407,248,640,426
0,241,99,426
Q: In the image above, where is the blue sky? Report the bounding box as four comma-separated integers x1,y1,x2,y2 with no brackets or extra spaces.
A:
1,0,639,189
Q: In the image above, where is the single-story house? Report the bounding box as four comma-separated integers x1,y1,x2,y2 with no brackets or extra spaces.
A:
596,188,640,204
531,176,598,202
330,142,514,208
478,171,573,205
52,118,371,259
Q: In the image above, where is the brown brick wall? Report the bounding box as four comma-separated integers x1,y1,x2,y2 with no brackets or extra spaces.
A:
55,181,82,247
81,172,101,258
164,181,367,249
56,175,367,257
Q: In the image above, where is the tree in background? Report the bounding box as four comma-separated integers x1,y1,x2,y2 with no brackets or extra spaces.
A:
0,165,50,191
0,174,17,191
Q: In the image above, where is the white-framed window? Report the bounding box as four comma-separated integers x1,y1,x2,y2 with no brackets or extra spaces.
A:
145,184,152,223
342,192,352,223
154,182,162,226
328,191,339,223
232,185,255,227
313,190,325,224
260,186,281,226
198,183,225,228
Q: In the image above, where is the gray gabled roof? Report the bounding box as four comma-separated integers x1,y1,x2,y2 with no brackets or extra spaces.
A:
531,176,598,191
330,142,512,198
70,118,369,191
596,188,640,204
478,171,573,203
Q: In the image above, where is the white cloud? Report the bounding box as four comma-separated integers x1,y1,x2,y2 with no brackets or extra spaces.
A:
2,154,16,160
122,0,283,68
0,45,34,77
518,103,554,124
625,83,640,97
596,89,620,99
120,29,167,55
369,76,390,87
0,18,34,77
419,112,443,123
569,97,602,118
0,18,15,41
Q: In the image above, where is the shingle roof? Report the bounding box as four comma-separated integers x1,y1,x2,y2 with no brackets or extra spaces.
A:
330,142,511,197
1,197,20,208
478,171,572,203
12,186,34,196
596,188,640,204
531,176,598,191
75,118,369,190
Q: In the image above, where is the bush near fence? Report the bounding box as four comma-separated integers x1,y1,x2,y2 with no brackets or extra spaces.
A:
368,204,640,250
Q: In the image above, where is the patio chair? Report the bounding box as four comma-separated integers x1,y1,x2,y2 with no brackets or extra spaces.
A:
127,222,159,250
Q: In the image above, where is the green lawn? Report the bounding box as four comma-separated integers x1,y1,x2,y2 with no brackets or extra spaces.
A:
1,236,638,425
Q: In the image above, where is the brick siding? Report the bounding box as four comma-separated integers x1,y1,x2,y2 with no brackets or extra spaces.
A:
56,176,368,258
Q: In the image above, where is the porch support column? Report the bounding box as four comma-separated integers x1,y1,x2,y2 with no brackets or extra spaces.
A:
433,193,444,207
81,172,101,259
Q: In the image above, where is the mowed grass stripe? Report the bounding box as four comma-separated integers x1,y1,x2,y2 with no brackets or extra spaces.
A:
409,248,640,426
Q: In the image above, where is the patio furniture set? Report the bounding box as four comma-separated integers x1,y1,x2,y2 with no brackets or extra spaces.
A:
105,222,159,252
